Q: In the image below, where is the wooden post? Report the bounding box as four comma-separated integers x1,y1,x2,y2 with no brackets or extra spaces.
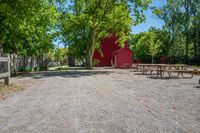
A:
5,76,10,85
0,54,10,85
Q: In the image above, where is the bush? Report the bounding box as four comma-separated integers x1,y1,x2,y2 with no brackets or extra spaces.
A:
34,67,38,71
33,66,48,71
18,66,32,72
39,66,48,71
92,59,100,67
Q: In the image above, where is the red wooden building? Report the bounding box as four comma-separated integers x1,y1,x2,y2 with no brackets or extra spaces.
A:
93,35,133,68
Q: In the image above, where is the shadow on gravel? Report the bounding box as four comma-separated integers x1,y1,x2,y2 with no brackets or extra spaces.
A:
146,76,195,80
133,73,151,75
132,72,183,80
146,76,180,80
17,70,113,79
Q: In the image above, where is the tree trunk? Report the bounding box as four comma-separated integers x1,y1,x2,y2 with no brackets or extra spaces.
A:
86,25,97,69
86,50,94,69
31,56,35,71
194,41,197,56
185,36,189,64
0,40,3,56
86,53,91,69
13,53,17,75
23,57,26,71
151,56,154,64
42,54,44,71
196,28,199,56
193,28,198,56
41,55,44,70
89,50,94,68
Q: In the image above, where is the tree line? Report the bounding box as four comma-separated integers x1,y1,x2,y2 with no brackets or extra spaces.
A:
0,0,62,73
60,0,151,68
0,0,199,73
0,0,151,70
130,0,200,64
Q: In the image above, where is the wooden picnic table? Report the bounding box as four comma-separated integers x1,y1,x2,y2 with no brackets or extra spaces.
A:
137,64,188,78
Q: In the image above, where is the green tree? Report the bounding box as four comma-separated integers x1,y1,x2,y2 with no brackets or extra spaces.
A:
130,27,171,62
130,33,150,59
0,0,60,73
55,48,68,66
61,0,151,68
153,0,200,62
48,49,55,62
146,35,161,64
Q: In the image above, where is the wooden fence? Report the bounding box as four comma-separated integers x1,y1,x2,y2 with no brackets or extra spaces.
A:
0,55,10,85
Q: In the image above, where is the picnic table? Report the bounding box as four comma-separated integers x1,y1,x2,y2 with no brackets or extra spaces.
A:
136,64,191,78
137,64,167,76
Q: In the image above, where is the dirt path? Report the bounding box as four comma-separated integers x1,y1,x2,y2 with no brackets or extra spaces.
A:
0,68,200,133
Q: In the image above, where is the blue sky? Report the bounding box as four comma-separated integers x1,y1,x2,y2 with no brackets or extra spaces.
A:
131,0,166,34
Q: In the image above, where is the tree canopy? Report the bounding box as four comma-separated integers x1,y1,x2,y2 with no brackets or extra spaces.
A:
0,0,61,72
1,0,199,71
129,0,200,64
153,0,200,62
61,0,151,68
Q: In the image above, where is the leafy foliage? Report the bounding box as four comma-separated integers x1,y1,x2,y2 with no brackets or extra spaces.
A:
61,0,151,68
153,0,200,62
130,28,168,59
130,0,200,64
55,48,68,65
146,34,161,63
0,0,60,72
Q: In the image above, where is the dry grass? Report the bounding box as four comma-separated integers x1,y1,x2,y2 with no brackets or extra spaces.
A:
0,83,24,100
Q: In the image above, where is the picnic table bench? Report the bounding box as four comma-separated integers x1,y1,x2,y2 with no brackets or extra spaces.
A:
165,69,193,78
136,64,195,79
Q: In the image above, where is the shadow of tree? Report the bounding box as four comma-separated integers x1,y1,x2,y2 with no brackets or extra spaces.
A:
146,75,184,80
17,70,113,80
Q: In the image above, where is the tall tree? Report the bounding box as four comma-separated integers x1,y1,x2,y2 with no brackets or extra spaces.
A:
55,48,68,66
153,0,200,62
130,28,166,61
61,0,151,68
0,0,60,73
146,34,161,64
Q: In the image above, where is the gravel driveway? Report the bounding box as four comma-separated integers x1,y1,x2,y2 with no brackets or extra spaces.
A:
0,68,200,133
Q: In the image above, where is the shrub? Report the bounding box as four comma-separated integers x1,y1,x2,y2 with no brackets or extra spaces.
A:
92,59,100,67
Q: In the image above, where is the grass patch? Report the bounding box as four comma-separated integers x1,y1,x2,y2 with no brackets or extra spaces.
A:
49,66,87,71
0,83,24,100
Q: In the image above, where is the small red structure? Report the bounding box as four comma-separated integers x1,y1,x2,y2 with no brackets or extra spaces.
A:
113,48,133,68
93,34,133,68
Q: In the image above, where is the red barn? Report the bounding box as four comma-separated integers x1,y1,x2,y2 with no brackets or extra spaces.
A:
113,48,133,68
93,35,133,68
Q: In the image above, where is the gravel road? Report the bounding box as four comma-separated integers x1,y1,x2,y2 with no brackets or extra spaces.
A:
0,68,200,133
